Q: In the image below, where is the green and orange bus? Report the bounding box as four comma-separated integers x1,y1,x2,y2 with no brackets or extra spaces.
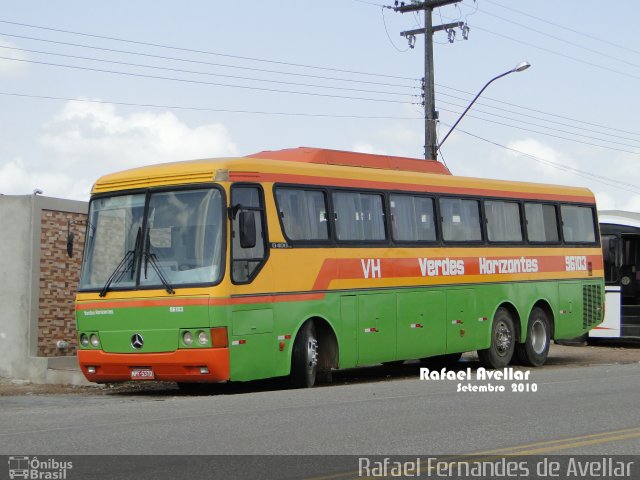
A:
75,147,604,388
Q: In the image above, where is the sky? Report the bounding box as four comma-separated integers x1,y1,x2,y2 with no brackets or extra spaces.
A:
0,0,639,210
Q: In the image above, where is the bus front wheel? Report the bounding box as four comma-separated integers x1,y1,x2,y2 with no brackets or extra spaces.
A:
515,307,551,367
478,307,515,369
291,321,318,388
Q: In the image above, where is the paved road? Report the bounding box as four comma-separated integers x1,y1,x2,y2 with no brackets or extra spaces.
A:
1,362,639,457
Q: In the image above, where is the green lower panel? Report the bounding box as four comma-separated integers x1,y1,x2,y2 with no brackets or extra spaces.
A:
357,293,396,365
446,288,480,354
396,290,446,360
231,308,273,335
77,279,604,382
229,332,277,381
556,282,584,338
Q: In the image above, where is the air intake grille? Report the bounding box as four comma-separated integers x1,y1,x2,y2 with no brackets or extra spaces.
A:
583,284,603,329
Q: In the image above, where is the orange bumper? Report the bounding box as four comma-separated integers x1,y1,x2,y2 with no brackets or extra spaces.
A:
78,348,230,383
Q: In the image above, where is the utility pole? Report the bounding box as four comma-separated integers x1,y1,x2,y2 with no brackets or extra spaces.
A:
394,0,464,161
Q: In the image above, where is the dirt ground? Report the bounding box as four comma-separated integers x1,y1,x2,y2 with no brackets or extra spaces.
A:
1,339,638,397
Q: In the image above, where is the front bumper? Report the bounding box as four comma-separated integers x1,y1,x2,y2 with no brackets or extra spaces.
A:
78,348,230,383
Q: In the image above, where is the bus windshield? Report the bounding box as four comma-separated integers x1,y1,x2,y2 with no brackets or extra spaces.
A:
79,188,224,292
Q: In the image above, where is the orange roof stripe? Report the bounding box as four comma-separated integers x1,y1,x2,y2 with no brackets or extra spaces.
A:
247,147,452,175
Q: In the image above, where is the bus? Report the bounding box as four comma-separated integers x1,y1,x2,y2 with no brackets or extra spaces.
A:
74,147,604,388
595,210,640,339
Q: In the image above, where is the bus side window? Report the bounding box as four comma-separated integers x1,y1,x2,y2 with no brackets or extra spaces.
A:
231,185,268,283
440,197,482,242
560,204,596,243
524,203,559,243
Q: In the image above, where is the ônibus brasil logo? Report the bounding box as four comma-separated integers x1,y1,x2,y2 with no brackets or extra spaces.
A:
8,456,73,479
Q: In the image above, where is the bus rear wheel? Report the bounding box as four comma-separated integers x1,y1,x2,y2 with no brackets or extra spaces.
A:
478,307,515,369
515,307,551,367
291,321,318,388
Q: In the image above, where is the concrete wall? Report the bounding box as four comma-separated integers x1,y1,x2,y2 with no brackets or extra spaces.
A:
0,196,38,380
0,195,88,384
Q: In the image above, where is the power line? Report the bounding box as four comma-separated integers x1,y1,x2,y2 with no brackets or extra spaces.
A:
483,0,640,57
437,106,640,156
477,7,640,71
4,20,636,141
435,82,640,138
381,7,410,52
0,44,414,97
448,125,640,195
0,31,418,89
436,92,640,146
0,18,416,81
5,13,638,154
0,91,422,120
467,22,640,82
0,56,415,104
353,0,390,8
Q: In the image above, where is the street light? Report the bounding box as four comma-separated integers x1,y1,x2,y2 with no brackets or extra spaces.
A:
438,61,531,151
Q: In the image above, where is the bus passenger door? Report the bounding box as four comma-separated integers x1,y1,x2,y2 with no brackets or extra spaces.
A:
396,291,446,360
446,289,477,354
357,293,396,365
228,184,275,381
594,233,640,338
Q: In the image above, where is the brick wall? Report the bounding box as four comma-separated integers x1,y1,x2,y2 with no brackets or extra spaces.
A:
38,210,87,357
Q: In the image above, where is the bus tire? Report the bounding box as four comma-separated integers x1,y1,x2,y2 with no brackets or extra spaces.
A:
516,307,551,367
291,321,318,388
478,307,515,369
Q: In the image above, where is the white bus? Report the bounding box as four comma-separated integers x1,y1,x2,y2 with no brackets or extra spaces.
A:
596,210,640,339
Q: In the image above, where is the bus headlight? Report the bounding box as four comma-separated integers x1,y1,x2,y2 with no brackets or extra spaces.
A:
197,330,209,345
80,334,89,347
183,331,193,346
90,334,100,347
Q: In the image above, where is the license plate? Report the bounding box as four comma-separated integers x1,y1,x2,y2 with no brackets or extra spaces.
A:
130,368,155,380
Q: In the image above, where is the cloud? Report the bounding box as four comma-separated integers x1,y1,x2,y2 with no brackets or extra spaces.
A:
352,143,387,155
0,38,29,76
1,101,237,200
503,138,579,181
41,101,238,173
351,124,423,159
0,158,92,199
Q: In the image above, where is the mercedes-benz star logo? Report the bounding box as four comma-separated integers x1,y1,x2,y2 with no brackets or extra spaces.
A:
131,333,144,349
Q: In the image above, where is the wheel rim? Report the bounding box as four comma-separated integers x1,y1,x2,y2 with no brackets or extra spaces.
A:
495,320,512,356
306,336,318,373
530,319,548,354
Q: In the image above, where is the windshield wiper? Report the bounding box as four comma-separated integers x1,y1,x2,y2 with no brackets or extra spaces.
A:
143,228,175,295
98,226,141,298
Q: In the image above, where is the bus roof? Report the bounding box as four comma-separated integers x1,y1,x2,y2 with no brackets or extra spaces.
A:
92,147,595,203
248,147,452,175
599,210,640,228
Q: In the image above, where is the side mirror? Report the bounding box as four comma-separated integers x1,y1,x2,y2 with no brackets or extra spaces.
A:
239,211,257,249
